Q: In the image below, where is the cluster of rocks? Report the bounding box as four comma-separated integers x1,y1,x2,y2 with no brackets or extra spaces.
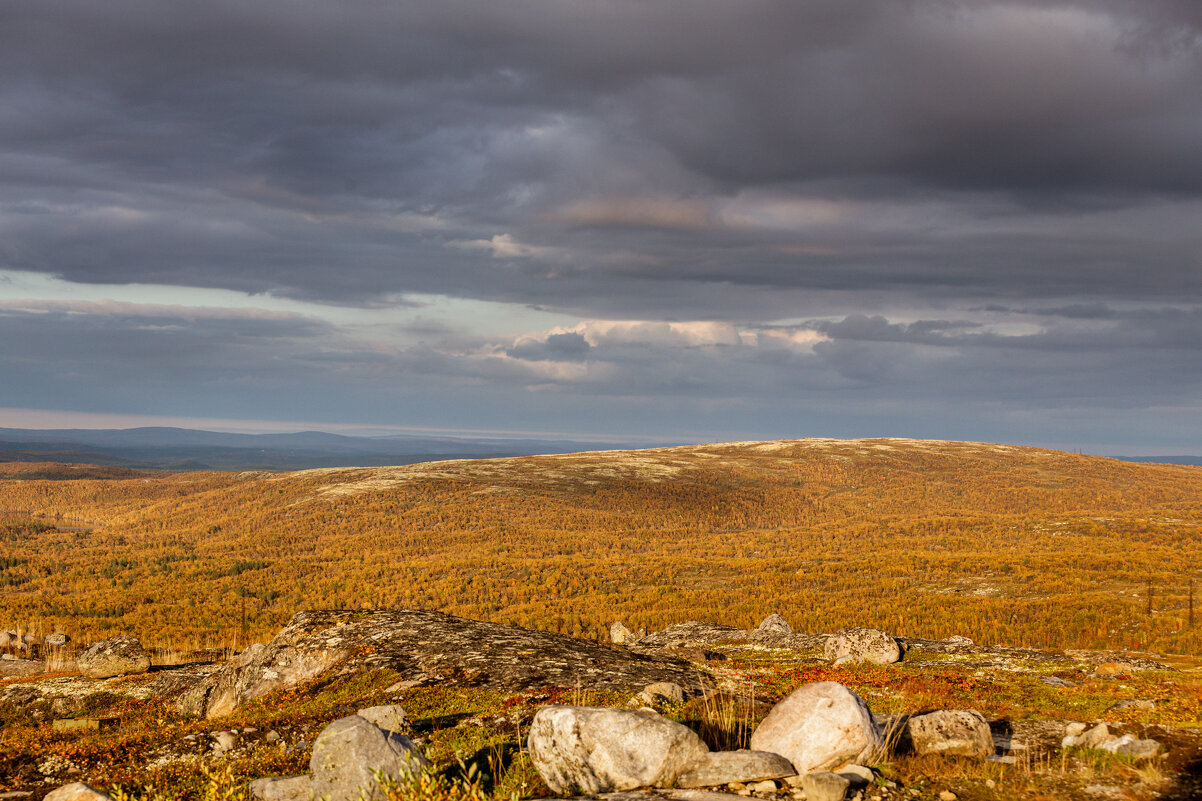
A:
525,680,1002,800
0,630,69,659
1061,722,1160,759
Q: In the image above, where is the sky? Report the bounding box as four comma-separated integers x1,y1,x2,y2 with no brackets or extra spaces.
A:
2,1,1201,454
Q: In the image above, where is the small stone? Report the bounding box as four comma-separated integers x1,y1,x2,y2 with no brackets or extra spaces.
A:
938,792,957,801
1040,676,1076,688
639,681,686,705
357,704,408,732
212,731,237,754
44,633,71,647
1077,723,1111,749
800,772,851,801
985,779,996,789
264,730,281,742
247,775,312,801
748,780,777,793
837,765,873,787
1107,699,1155,712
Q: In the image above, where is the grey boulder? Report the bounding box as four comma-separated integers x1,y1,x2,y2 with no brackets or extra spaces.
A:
637,681,686,705
527,705,709,794
800,772,851,801
310,715,427,801
44,633,71,647
907,710,993,758
757,614,793,634
823,629,901,665
676,749,796,788
749,682,882,773
76,635,151,679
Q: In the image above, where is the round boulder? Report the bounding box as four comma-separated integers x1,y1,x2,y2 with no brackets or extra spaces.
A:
749,681,883,774
76,634,152,678
823,628,902,665
310,715,426,801
527,705,709,794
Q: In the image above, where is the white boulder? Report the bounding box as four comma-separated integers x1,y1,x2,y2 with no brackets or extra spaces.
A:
749,682,882,773
527,705,709,794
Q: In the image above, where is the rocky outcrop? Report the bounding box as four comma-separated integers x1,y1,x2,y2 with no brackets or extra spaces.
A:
633,620,826,651
177,609,703,718
527,706,709,794
823,629,902,665
749,682,883,773
310,714,426,801
907,710,993,757
76,635,151,679
676,750,796,788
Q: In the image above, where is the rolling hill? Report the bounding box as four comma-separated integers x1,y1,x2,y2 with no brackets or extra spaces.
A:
1,438,1200,655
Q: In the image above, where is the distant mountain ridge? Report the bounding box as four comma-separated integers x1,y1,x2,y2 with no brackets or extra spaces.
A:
0,426,641,471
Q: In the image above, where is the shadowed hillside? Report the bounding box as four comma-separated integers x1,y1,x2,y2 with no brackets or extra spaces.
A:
1,438,1200,654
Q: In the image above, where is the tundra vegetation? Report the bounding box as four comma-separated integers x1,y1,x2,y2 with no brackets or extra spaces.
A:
0,439,1199,653
0,439,1201,799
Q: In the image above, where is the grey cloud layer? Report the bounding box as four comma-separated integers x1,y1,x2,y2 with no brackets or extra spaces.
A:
2,0,1200,311
3,1,1201,447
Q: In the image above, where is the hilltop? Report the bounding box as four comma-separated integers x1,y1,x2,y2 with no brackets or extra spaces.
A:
1,437,1200,655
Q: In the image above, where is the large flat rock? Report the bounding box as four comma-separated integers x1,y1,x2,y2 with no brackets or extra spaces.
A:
177,609,703,718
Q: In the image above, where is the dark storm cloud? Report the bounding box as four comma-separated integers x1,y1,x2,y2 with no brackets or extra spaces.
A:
2,0,1201,312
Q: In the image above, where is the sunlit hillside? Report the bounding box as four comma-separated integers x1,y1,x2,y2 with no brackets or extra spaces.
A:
2,438,1200,654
